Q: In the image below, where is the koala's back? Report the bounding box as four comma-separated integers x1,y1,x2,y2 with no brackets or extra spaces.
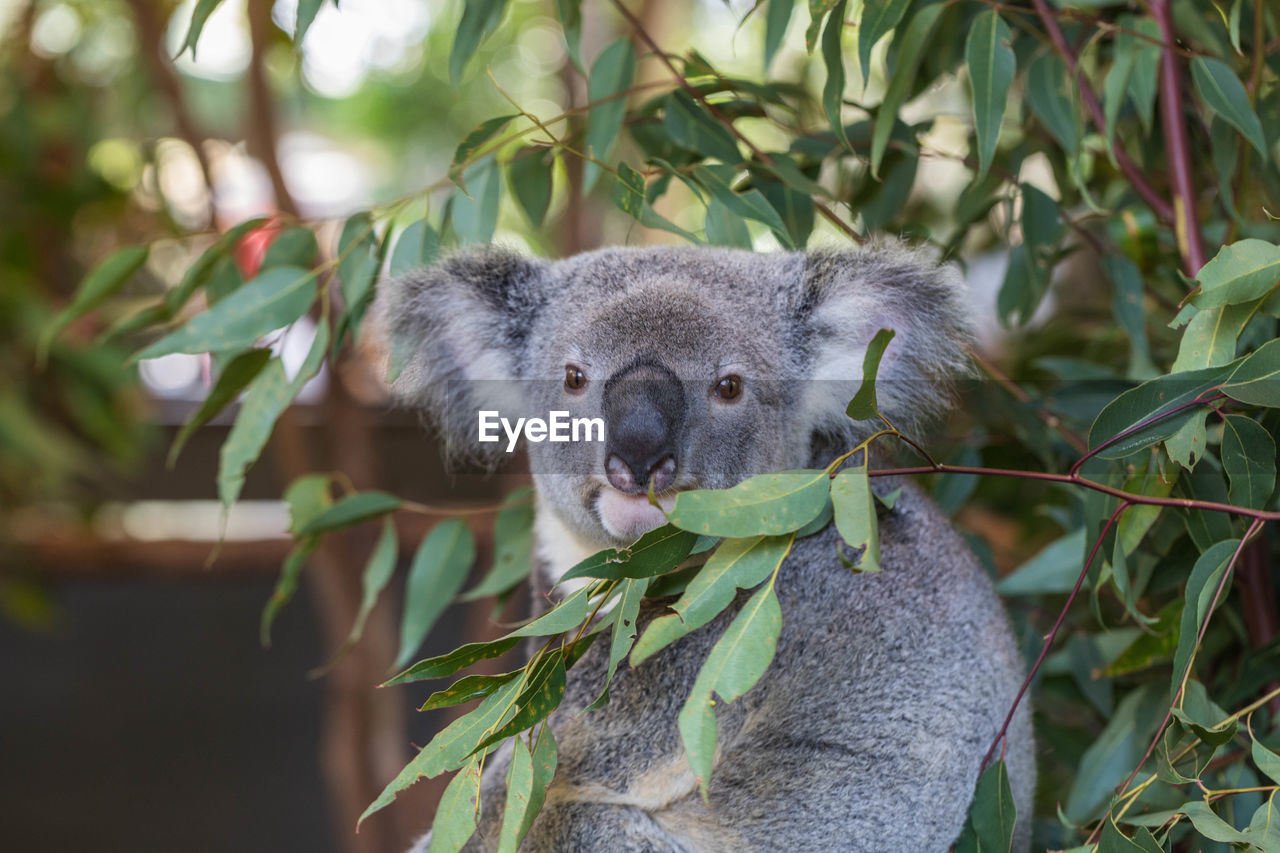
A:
442,483,1034,853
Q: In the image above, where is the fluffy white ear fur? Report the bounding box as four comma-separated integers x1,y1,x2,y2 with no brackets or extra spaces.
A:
794,243,974,445
373,246,547,466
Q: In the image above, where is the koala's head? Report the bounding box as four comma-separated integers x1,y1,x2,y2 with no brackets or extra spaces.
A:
378,244,971,550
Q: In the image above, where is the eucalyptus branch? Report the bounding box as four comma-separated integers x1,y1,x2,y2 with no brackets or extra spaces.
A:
1028,0,1176,224
1151,0,1208,274
608,0,865,244
1085,520,1265,846
980,499,1133,770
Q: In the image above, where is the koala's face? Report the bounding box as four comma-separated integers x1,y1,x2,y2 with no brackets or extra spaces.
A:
381,245,970,550
524,274,797,545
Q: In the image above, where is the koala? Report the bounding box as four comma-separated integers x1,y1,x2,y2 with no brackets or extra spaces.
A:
379,244,1035,852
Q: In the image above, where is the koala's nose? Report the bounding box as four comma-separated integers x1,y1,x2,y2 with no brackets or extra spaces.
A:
603,361,685,495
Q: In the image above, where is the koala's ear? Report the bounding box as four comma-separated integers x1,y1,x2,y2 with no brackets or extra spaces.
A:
374,245,550,462
792,244,974,439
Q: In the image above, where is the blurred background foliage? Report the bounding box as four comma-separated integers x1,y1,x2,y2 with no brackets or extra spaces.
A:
6,0,1280,850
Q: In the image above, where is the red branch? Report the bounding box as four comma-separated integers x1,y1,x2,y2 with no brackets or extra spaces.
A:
1028,0,1175,223
1151,0,1207,273
980,499,1133,770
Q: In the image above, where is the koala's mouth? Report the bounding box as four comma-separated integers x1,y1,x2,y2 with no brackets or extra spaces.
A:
592,486,679,543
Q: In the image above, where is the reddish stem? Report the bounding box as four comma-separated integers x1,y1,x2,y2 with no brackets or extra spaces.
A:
1151,0,1207,274
980,500,1133,769
1028,0,1175,223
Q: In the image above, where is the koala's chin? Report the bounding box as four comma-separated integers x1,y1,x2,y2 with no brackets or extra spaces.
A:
380,244,1036,853
593,487,676,542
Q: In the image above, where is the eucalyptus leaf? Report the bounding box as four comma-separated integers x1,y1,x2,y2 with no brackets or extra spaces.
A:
583,40,636,192
396,520,477,670
1191,57,1268,156
669,469,831,537
965,10,1015,183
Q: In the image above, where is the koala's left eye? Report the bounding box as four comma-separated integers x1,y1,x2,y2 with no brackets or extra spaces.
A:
713,375,743,402
565,365,588,393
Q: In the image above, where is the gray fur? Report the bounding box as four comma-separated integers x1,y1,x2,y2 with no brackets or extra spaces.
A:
378,245,1034,852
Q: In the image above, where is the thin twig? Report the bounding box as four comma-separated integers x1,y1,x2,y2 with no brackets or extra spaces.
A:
981,499,1133,769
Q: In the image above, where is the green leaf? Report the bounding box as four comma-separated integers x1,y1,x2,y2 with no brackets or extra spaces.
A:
1221,415,1276,509
583,39,636,192
218,323,328,508
705,198,754,248
673,533,794,630
611,161,702,243
389,219,442,278
858,0,909,89
965,9,1015,184
295,0,326,44
452,114,517,188
1192,239,1280,309
1171,539,1240,701
261,538,319,647
1253,734,1280,785
507,584,593,638
1027,52,1079,158
40,245,149,359
178,0,224,59
859,152,917,233
805,0,839,53
507,147,554,227
631,611,693,666
831,465,880,572
460,488,534,600
820,1,849,151
678,581,783,797
419,671,520,712
1098,816,1163,853
1123,18,1160,133
870,2,944,176
554,0,582,69
332,517,400,659
1087,363,1237,459
1102,46,1136,163
754,170,815,247
691,165,794,248
1192,56,1268,156
298,490,402,536
955,760,1016,853
426,761,481,853
1171,300,1261,373
165,219,267,315
284,474,333,535
845,328,895,420
1179,801,1249,844
396,520,477,670
993,525,1085,591
1223,338,1280,406
335,213,381,344
450,0,510,86
452,157,503,245
560,525,699,582
167,348,272,469
664,90,742,164
764,0,794,68
135,267,316,361
471,656,568,754
668,469,831,538
384,638,521,686
361,675,524,824
586,576,650,709
498,726,556,853
1064,682,1166,822
261,227,318,270
1102,255,1156,377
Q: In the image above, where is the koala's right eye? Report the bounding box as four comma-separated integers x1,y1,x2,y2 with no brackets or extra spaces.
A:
564,365,588,393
